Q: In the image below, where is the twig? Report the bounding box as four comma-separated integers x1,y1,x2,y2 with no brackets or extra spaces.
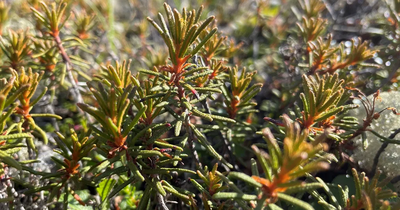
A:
53,34,93,123
185,112,202,170
155,174,169,210
53,35,83,105
370,128,400,177
179,83,202,170
156,192,169,210
44,96,59,132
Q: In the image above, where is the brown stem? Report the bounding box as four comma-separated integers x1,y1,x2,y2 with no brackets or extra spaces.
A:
53,34,92,122
370,128,400,177
176,83,202,170
156,191,169,210
53,35,82,103
184,110,202,170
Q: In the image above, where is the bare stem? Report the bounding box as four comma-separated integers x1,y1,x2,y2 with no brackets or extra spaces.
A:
185,111,202,170
156,192,169,210
53,35,83,105
53,34,93,122
370,128,400,177
177,84,203,170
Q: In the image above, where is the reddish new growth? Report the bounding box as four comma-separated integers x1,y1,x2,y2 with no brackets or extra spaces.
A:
251,119,329,205
225,67,257,119
160,49,191,86
107,135,128,158
227,96,240,119
63,142,81,177
108,117,128,158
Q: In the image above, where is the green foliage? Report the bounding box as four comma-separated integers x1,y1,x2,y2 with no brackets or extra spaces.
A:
0,30,32,70
0,0,399,210
147,3,217,73
213,115,329,209
310,169,397,210
299,73,351,131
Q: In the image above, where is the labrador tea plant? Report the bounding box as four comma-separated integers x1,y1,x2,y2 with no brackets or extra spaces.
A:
0,0,399,210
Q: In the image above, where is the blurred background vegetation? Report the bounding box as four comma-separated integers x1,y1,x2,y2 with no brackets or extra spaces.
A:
1,0,400,209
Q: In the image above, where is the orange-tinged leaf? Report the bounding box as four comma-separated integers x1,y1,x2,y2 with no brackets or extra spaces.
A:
73,193,86,206
252,176,271,186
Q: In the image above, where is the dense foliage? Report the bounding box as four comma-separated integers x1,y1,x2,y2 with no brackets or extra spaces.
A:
0,0,400,209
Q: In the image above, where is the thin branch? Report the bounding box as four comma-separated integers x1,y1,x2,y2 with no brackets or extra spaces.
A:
53,35,83,104
156,192,169,210
53,34,93,122
370,128,400,177
185,113,202,170
179,83,202,170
